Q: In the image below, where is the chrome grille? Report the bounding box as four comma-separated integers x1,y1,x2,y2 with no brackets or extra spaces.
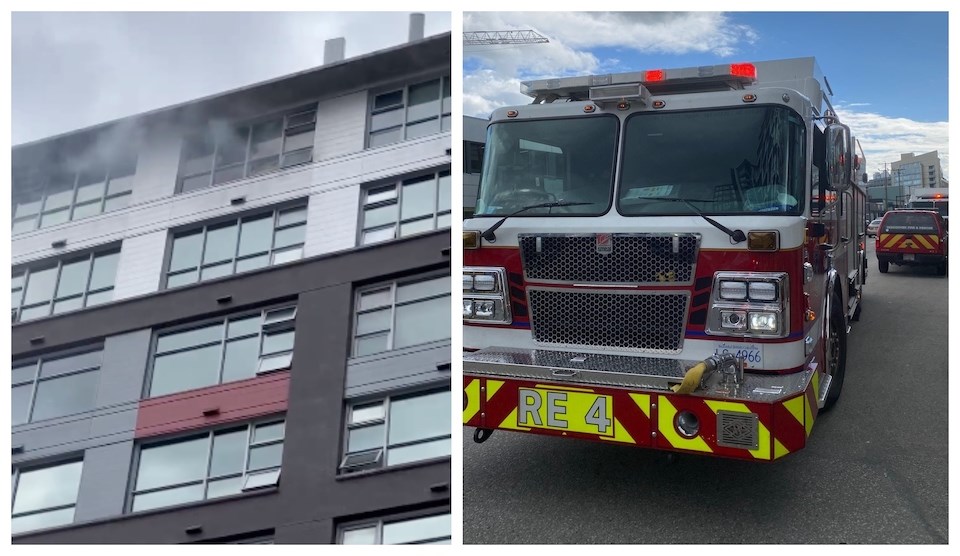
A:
528,287,688,353
716,411,759,450
519,233,699,284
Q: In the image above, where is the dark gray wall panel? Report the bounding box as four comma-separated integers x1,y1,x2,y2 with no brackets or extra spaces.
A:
99,329,152,405
345,340,451,398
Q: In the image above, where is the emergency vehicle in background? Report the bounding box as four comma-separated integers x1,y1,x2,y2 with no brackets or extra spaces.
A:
462,57,869,461
906,188,948,218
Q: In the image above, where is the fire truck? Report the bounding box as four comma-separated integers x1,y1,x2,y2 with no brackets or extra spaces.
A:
462,57,869,461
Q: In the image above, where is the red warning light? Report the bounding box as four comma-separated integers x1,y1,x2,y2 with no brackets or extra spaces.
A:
644,69,664,82
730,63,757,79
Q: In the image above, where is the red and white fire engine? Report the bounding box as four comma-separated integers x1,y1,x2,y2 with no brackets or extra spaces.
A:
463,58,869,461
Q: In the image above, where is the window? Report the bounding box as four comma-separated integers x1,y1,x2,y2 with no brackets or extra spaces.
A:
166,204,306,288
368,76,451,148
178,106,316,193
340,389,451,472
359,169,451,245
340,513,451,544
12,249,120,323
12,460,83,534
353,275,450,356
13,350,101,425
131,419,285,513
464,140,484,174
12,154,136,234
149,305,296,397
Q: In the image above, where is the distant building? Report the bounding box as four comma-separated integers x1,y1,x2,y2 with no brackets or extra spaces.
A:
892,150,946,190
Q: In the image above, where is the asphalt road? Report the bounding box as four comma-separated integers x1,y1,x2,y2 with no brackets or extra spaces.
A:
463,241,949,544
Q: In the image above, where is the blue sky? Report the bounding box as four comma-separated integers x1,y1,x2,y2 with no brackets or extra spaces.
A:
464,12,949,178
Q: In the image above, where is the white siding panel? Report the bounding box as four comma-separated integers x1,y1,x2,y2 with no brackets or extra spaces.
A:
303,186,361,257
314,91,368,161
112,231,167,300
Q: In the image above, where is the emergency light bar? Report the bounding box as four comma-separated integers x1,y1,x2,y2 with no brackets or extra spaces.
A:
522,62,758,102
589,83,651,104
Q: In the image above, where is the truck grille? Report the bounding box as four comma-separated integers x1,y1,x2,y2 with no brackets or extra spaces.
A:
519,233,700,284
527,287,689,353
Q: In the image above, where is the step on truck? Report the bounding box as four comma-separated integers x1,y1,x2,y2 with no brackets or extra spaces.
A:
463,57,869,461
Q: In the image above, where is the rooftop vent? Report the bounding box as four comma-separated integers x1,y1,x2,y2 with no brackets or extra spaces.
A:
323,37,345,65
409,13,425,42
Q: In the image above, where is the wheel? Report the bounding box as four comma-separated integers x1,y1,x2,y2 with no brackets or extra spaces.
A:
878,259,889,273
822,293,847,411
937,262,947,276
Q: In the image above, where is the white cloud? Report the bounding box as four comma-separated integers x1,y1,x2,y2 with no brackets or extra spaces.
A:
837,107,949,180
464,12,758,118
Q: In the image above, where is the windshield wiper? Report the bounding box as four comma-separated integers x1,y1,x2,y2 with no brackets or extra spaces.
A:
636,197,746,244
480,201,594,242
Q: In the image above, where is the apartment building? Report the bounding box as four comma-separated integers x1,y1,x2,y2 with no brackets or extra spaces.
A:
462,115,487,217
11,22,452,544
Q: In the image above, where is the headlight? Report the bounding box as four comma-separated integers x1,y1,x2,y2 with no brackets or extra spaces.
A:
706,272,788,339
463,267,512,324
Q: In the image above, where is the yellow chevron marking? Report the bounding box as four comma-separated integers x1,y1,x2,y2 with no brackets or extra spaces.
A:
498,408,531,431
599,417,636,444
928,235,940,245
463,379,480,424
704,400,771,460
774,439,790,459
884,234,904,248
804,393,815,437
657,397,712,453
914,235,934,250
533,384,595,392
629,393,651,419
486,380,504,401
812,370,820,402
901,239,918,249
783,395,805,426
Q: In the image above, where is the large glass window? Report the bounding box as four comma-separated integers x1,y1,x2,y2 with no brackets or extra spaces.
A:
359,170,451,245
149,305,296,397
178,106,316,193
12,249,120,323
13,350,101,425
12,460,83,534
340,389,451,472
475,116,619,216
618,106,806,216
352,275,450,356
166,204,306,288
368,76,451,148
12,154,136,234
340,513,451,544
131,419,284,513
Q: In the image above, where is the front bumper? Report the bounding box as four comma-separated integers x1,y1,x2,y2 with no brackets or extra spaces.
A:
463,346,821,461
877,252,946,265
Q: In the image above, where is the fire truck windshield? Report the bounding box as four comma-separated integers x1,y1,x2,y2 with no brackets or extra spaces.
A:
474,116,618,216
619,105,806,216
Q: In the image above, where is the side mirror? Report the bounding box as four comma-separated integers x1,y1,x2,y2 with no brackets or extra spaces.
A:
825,123,852,191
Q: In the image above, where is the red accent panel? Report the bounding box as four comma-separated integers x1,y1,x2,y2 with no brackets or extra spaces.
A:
465,247,528,327
136,372,290,439
772,395,806,453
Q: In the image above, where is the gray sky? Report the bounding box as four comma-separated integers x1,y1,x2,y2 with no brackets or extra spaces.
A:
12,11,452,145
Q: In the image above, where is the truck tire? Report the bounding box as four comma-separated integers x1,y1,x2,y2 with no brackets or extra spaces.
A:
878,259,889,273
823,293,847,411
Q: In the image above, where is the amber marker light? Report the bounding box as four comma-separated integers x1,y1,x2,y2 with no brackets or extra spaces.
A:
463,231,480,250
506,110,518,118
747,231,779,251
583,105,596,113
742,94,757,103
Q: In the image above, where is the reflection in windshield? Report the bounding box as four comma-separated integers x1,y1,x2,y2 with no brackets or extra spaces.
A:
475,117,618,216
619,106,805,215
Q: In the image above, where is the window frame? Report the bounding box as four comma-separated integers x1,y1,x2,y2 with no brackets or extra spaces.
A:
366,75,452,149
176,104,318,194
357,168,452,246
12,247,121,323
338,510,452,545
12,347,103,426
340,388,452,473
12,154,137,234
351,273,451,357
128,417,285,514
11,458,84,535
145,302,297,399
163,202,308,289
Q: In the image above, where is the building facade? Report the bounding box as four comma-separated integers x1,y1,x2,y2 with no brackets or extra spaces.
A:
11,27,452,544
891,150,946,190
462,116,487,217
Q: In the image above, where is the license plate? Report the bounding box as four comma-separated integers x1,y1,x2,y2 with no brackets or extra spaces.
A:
715,343,763,366
903,253,915,261
517,387,614,437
